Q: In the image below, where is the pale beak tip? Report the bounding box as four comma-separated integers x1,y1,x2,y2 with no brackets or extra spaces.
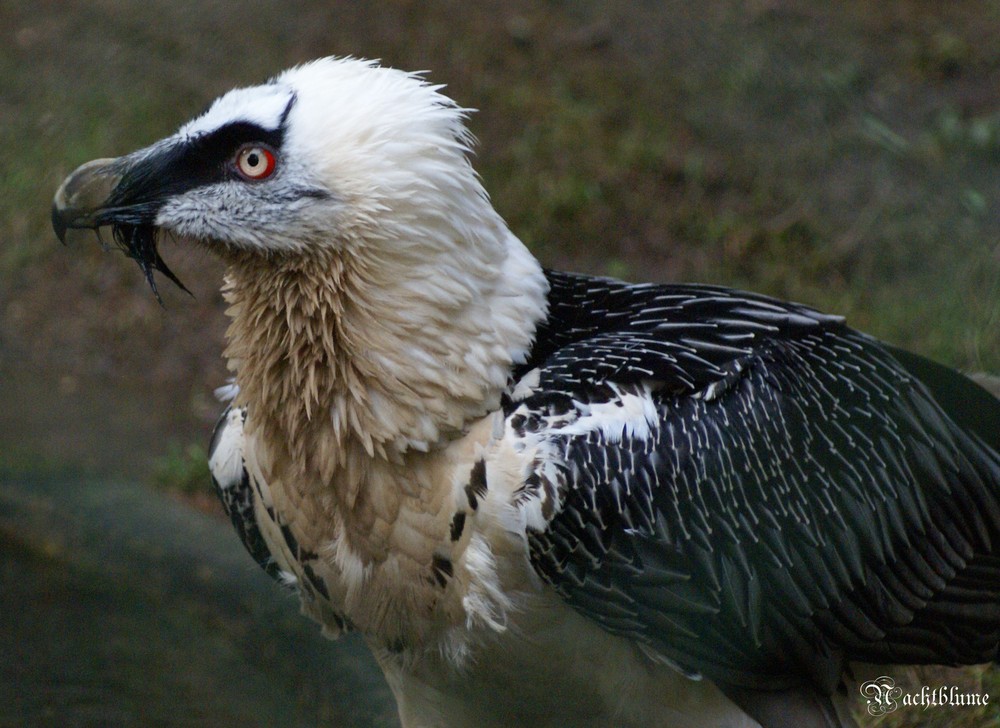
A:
51,157,122,244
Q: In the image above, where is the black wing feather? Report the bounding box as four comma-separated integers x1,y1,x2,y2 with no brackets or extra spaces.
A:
518,270,1000,693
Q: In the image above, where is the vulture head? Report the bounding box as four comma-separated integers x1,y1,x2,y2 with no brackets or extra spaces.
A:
52,57,547,456
54,57,514,292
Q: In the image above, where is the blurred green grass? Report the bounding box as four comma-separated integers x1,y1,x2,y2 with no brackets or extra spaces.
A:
152,441,210,496
5,1,1000,371
2,1,999,725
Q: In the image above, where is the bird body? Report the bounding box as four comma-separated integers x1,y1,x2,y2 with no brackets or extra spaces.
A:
53,58,1000,728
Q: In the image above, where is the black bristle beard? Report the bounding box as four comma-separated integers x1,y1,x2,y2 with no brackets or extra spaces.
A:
110,223,191,304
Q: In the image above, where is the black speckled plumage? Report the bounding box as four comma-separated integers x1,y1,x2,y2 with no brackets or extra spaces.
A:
207,405,349,637
516,269,1000,696
208,405,288,585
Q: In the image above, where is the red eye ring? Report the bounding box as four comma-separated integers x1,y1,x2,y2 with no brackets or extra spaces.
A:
235,144,277,180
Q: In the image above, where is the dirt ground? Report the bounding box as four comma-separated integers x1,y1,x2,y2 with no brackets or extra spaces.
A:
2,1,1000,726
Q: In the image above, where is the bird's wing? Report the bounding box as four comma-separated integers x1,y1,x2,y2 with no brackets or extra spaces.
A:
207,404,352,635
208,405,289,583
512,271,1000,694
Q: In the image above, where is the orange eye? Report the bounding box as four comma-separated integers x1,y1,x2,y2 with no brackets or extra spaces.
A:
235,145,276,180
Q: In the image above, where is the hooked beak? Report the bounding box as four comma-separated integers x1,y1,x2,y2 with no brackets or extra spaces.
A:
51,158,123,244
52,155,190,302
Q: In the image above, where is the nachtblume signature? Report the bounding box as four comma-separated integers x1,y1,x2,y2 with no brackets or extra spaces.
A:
860,675,990,716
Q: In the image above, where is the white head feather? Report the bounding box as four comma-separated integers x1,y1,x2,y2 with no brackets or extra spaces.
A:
157,58,549,463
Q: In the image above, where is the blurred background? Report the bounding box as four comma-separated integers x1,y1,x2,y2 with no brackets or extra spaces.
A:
2,0,999,726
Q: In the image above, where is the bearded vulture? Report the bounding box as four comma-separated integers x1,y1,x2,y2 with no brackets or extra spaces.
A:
52,58,1000,728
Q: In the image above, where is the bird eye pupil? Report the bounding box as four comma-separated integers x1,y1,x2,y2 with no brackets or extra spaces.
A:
247,153,259,167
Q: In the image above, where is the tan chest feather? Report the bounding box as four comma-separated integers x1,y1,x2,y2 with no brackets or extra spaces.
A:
217,218,547,653
245,413,512,650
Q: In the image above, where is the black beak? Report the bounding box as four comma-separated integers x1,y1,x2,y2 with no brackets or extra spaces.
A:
52,156,190,302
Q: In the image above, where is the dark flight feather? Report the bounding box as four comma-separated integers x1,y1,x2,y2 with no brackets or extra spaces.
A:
515,270,1000,702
